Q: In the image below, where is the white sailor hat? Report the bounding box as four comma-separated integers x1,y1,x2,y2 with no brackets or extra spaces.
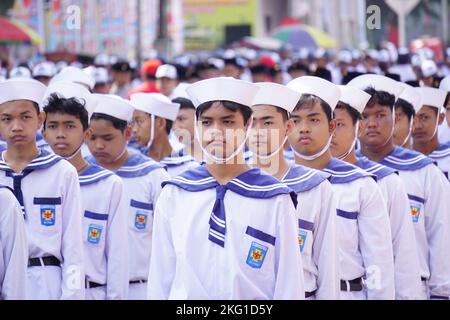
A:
252,82,301,114
92,94,135,122
186,77,260,108
130,93,180,121
398,83,422,113
337,85,371,114
155,64,178,80
42,81,96,116
84,66,110,85
170,83,190,99
94,53,110,66
32,61,56,78
347,74,405,101
338,50,352,64
0,78,46,106
439,75,450,92
51,66,95,90
415,87,447,111
421,60,438,78
9,66,31,79
287,76,341,111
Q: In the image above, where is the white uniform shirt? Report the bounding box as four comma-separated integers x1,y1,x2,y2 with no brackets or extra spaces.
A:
0,186,28,300
356,157,422,299
375,147,450,299
438,121,450,145
323,158,395,300
429,142,450,181
0,149,85,299
148,166,305,300
282,165,339,300
79,164,129,299
87,151,170,282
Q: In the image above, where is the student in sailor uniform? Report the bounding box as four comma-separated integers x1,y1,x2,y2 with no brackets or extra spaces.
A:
393,83,422,149
0,185,28,300
41,82,129,300
248,82,339,300
349,74,450,299
85,94,170,300
330,85,422,299
0,78,85,300
412,87,450,181
287,76,395,300
147,77,305,300
130,93,199,178
438,76,450,144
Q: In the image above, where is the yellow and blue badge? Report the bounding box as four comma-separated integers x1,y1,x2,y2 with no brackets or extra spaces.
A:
40,205,56,226
87,224,103,244
134,211,148,230
411,205,420,223
246,242,268,269
298,230,307,253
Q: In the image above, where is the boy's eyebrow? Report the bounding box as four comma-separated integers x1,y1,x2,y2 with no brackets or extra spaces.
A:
307,113,321,118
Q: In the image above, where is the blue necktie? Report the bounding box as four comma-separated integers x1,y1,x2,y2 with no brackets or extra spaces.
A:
208,185,227,247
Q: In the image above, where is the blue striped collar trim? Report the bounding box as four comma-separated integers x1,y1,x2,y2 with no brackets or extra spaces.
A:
86,153,164,178
282,165,329,193
323,158,374,184
379,147,434,171
160,154,196,167
430,143,450,160
164,165,294,200
79,164,114,186
356,156,395,181
0,148,62,172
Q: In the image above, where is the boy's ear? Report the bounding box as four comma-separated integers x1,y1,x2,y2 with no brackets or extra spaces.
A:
38,112,46,129
357,120,365,138
124,125,132,141
84,127,93,140
329,119,337,135
438,112,445,125
285,119,294,136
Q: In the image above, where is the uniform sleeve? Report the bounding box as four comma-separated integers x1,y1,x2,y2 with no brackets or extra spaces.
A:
313,181,340,300
380,175,422,300
0,189,28,300
358,178,395,300
147,187,176,299
424,166,450,298
60,166,85,300
273,194,305,300
105,177,129,299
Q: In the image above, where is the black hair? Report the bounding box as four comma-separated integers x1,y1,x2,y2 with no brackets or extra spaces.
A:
364,87,395,110
444,92,450,110
275,106,289,122
172,97,195,110
394,98,415,121
335,102,362,125
196,100,253,126
43,93,89,130
293,94,333,122
155,116,173,135
90,113,128,132
30,101,40,115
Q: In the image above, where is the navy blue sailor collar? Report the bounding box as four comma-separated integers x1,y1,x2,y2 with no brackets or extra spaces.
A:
0,148,62,173
86,151,164,178
160,148,196,167
78,164,114,186
429,142,450,160
163,164,296,204
323,158,375,184
356,156,395,181
379,147,434,171
282,164,330,193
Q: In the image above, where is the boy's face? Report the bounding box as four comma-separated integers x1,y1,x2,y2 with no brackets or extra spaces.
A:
42,112,87,158
173,108,195,145
360,103,394,149
156,78,178,97
86,118,130,165
131,110,151,146
0,100,44,147
393,106,411,146
412,106,441,144
249,105,292,156
330,107,360,158
288,102,335,156
197,102,249,160
445,100,450,127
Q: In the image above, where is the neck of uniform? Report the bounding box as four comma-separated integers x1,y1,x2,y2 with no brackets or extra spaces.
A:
254,149,291,181
413,135,440,156
360,140,395,162
68,149,89,174
341,147,358,165
207,162,250,186
295,149,332,171
3,143,40,173
100,149,129,171
148,134,172,162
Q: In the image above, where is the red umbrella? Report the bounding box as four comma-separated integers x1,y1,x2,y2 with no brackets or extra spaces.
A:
0,16,31,43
